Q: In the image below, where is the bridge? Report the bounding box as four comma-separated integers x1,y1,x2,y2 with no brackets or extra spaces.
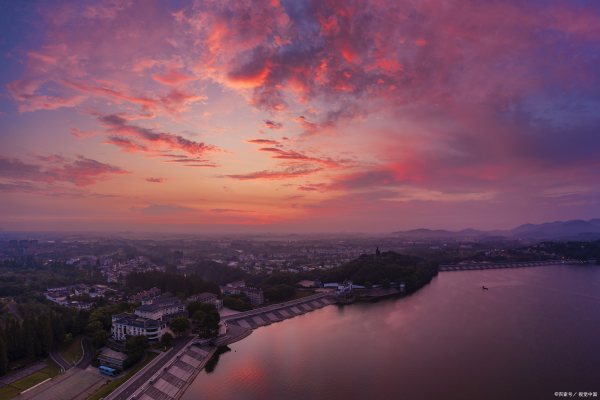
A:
439,259,582,272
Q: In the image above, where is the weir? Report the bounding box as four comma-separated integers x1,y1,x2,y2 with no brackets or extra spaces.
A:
439,259,582,271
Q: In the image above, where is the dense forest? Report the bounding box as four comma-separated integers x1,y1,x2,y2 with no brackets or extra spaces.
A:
0,301,89,376
187,260,248,285
125,271,219,297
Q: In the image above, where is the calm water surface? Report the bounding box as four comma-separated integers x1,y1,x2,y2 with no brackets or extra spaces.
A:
182,265,600,400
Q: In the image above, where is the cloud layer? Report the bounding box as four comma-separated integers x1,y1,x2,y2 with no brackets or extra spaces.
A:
2,0,600,231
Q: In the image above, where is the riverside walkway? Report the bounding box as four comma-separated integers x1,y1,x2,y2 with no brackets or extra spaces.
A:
439,259,581,272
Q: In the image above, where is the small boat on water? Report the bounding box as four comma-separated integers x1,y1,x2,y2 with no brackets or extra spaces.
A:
482,285,489,290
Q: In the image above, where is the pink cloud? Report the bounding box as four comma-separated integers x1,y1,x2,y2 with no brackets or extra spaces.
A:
98,114,218,162
0,155,128,187
153,69,195,86
263,120,283,130
257,147,340,168
247,139,281,145
145,177,165,183
226,165,321,180
6,79,85,113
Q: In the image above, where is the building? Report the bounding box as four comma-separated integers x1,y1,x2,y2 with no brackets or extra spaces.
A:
220,280,246,295
220,281,264,306
240,286,264,306
188,292,223,310
324,280,363,293
98,347,127,370
134,296,185,321
130,287,161,303
111,313,166,342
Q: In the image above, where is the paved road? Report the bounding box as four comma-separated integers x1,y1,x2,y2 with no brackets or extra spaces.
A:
109,336,194,400
18,367,104,400
49,350,71,371
76,338,93,369
19,337,101,400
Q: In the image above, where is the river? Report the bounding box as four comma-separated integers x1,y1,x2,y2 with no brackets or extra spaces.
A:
182,264,600,400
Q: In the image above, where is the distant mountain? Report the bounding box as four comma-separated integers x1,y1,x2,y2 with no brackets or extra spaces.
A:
392,228,487,239
393,219,600,241
509,219,600,240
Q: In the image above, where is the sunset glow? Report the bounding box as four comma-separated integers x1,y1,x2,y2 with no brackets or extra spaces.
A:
2,0,600,232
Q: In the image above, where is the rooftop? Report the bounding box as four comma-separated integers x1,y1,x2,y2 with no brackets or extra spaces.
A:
113,313,162,328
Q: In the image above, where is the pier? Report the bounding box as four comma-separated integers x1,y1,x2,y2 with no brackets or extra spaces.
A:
439,260,581,272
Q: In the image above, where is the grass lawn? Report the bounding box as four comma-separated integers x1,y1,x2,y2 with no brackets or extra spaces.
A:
87,352,159,400
0,386,20,400
59,336,83,365
0,360,61,400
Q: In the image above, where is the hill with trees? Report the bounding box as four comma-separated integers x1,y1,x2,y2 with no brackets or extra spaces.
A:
317,251,438,293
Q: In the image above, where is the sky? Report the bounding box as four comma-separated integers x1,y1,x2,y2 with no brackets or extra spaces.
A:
1,0,600,233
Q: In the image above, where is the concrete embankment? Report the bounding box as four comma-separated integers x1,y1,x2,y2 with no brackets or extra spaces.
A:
223,293,335,330
355,287,404,301
127,342,216,400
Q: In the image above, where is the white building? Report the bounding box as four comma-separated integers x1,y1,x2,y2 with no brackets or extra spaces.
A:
111,313,166,342
134,296,185,321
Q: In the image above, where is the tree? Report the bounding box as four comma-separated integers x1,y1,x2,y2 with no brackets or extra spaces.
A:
85,320,104,336
263,284,295,302
186,301,204,318
91,330,108,348
22,318,35,359
36,315,53,356
0,335,8,376
169,317,190,336
191,304,220,338
160,332,173,347
63,332,73,345
223,295,252,311
123,335,148,369
126,335,148,354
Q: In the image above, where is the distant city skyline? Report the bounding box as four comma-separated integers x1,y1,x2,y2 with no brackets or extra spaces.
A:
1,0,600,232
